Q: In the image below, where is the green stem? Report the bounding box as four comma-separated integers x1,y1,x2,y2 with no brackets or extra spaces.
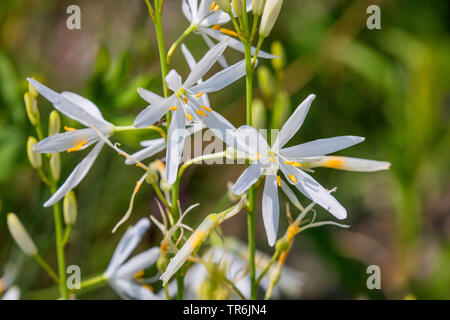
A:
78,274,107,290
176,272,184,300
167,24,196,65
62,224,72,247
252,36,265,68
152,182,172,212
224,276,246,300
33,254,60,284
244,39,257,300
256,249,280,285
250,15,260,42
152,0,169,100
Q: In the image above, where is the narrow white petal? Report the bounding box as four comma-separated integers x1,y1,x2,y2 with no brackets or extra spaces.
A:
280,136,365,158
237,125,269,156
273,94,316,149
200,30,229,68
43,141,104,207
133,96,176,128
105,218,151,277
280,163,347,220
116,247,160,278
279,179,303,210
33,128,99,153
191,60,246,93
1,286,20,300
61,91,105,121
125,138,166,165
181,44,197,70
197,0,213,22
111,279,161,300
165,70,183,92
166,106,186,185
306,156,391,172
137,88,165,105
184,40,229,88
181,0,192,21
232,162,264,195
262,174,280,246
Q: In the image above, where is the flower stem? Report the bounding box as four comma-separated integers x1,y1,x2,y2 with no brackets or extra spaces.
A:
167,24,196,65
78,273,107,290
151,0,169,100
244,39,257,300
33,253,60,284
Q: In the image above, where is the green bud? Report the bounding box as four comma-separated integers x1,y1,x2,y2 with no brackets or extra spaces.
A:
27,137,42,169
24,92,40,126
257,66,276,100
252,0,266,16
156,252,170,273
28,78,39,98
275,237,289,252
48,111,61,136
145,168,159,185
232,0,245,17
270,91,290,129
216,0,231,12
259,0,283,37
49,153,61,182
63,191,77,225
271,41,286,72
252,99,267,130
7,213,38,256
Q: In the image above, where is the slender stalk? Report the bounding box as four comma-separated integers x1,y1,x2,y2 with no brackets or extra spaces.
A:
151,0,169,100
33,254,60,284
167,24,196,65
78,274,107,290
256,250,280,285
252,36,265,68
61,224,72,247
224,277,246,300
244,39,257,300
176,272,184,300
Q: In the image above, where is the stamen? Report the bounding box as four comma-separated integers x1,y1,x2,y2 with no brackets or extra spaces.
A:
67,141,87,153
186,113,193,121
269,157,275,163
209,2,216,11
278,251,288,264
136,163,147,170
323,156,345,169
196,109,206,117
64,126,76,132
194,92,204,98
133,270,145,279
182,97,188,104
142,284,154,292
285,160,303,167
212,24,220,30
191,230,204,249
200,105,212,112
220,28,238,37
134,180,143,193
288,174,297,183
286,225,301,242
214,4,220,11
276,175,281,187
169,106,178,111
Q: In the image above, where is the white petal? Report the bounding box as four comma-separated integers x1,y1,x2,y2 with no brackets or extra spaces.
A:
306,156,391,172
197,0,213,22
262,174,279,246
181,44,197,70
187,0,198,20
105,218,151,277
184,40,229,88
1,286,20,300
232,162,264,195
165,70,183,92
61,91,105,121
280,136,365,158
110,279,161,300
43,141,104,207
133,96,176,128
279,179,303,210
200,30,229,68
201,10,231,27
181,0,192,21
33,128,100,153
137,88,165,105
280,163,347,219
125,138,166,165
273,94,316,149
237,125,270,156
191,60,246,93
166,105,186,185
116,247,160,279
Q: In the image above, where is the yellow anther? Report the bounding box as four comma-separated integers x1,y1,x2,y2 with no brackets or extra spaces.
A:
209,1,216,11
278,251,288,264
220,28,238,37
322,156,345,169
182,97,188,104
136,163,147,170
286,225,301,242
288,174,297,183
276,175,281,187
269,157,276,163
160,241,168,253
200,105,212,112
133,270,145,279
134,180,143,193
285,160,302,167
194,92,204,98
191,230,204,249
196,109,206,117
67,141,87,153
169,106,178,111
64,126,76,132
186,113,193,121
214,4,220,11
142,284,154,292
212,24,221,30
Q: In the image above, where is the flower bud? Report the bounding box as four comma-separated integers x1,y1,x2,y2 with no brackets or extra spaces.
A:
48,111,61,136
252,99,267,130
216,0,231,13
252,0,266,16
27,137,42,169
28,79,39,97
270,91,290,129
259,0,283,37
156,251,170,274
63,191,77,225
271,41,286,71
232,0,245,17
49,153,61,182
257,65,276,99
24,92,40,126
7,213,38,256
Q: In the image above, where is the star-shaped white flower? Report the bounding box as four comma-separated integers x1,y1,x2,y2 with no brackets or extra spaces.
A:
181,0,275,67
134,40,246,184
229,94,391,246
27,78,114,207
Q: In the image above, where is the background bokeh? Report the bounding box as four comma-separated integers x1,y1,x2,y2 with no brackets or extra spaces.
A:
0,0,449,299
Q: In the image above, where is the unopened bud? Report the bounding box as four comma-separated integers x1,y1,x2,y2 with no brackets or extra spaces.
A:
259,0,283,37
232,0,245,17
270,91,290,129
145,167,159,185
28,79,39,98
271,41,286,71
63,191,77,225
257,66,276,99
24,92,40,126
7,213,38,256
48,111,61,136
252,0,266,16
216,0,231,13
156,252,170,273
252,99,267,130
27,137,42,169
49,153,61,182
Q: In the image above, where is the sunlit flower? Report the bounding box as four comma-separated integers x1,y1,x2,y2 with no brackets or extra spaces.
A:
134,40,246,184
27,78,114,207
228,94,390,246
181,0,275,67
104,218,165,300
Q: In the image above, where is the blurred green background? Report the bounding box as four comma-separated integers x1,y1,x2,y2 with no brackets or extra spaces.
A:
0,0,449,299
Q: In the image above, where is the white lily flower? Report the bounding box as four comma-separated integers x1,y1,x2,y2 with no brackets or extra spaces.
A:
228,94,390,246
27,78,114,207
134,40,246,184
104,218,163,300
181,0,275,67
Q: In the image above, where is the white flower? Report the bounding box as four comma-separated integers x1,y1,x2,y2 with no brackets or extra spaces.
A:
104,218,164,300
228,94,390,246
0,263,20,300
134,40,246,184
27,78,114,207
1,286,20,300
181,0,275,67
